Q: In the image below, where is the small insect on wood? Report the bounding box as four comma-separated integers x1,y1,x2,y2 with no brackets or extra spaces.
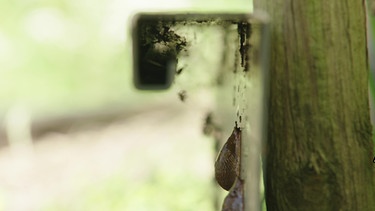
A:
214,123,241,191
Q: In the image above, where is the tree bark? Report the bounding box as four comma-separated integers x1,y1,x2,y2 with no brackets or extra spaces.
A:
253,0,375,210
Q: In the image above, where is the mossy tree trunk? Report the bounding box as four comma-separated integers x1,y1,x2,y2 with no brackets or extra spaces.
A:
253,0,375,210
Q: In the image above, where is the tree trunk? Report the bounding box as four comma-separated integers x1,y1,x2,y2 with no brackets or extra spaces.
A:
253,0,375,210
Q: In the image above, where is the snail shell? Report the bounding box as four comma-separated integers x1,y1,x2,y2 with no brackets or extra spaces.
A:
221,177,244,211
215,125,241,191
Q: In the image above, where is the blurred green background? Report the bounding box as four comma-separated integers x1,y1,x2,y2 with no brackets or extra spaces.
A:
0,0,252,115
0,0,252,211
0,0,373,210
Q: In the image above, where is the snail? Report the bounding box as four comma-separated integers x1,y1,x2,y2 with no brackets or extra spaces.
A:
221,177,244,211
215,123,241,191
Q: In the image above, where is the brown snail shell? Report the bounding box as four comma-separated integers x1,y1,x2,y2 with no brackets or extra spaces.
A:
215,124,241,191
221,177,244,211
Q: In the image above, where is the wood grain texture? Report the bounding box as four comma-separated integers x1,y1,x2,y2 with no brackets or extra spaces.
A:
254,0,375,210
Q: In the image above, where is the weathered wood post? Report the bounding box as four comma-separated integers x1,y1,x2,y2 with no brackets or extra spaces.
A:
254,0,375,210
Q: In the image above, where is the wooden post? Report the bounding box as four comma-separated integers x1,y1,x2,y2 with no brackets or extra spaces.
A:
215,13,270,211
254,0,375,210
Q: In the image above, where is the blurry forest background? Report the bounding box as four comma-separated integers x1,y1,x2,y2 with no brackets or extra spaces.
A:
0,0,373,211
0,0,251,210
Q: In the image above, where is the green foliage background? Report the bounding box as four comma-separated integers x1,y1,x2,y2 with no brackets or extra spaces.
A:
0,0,252,210
0,0,373,210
